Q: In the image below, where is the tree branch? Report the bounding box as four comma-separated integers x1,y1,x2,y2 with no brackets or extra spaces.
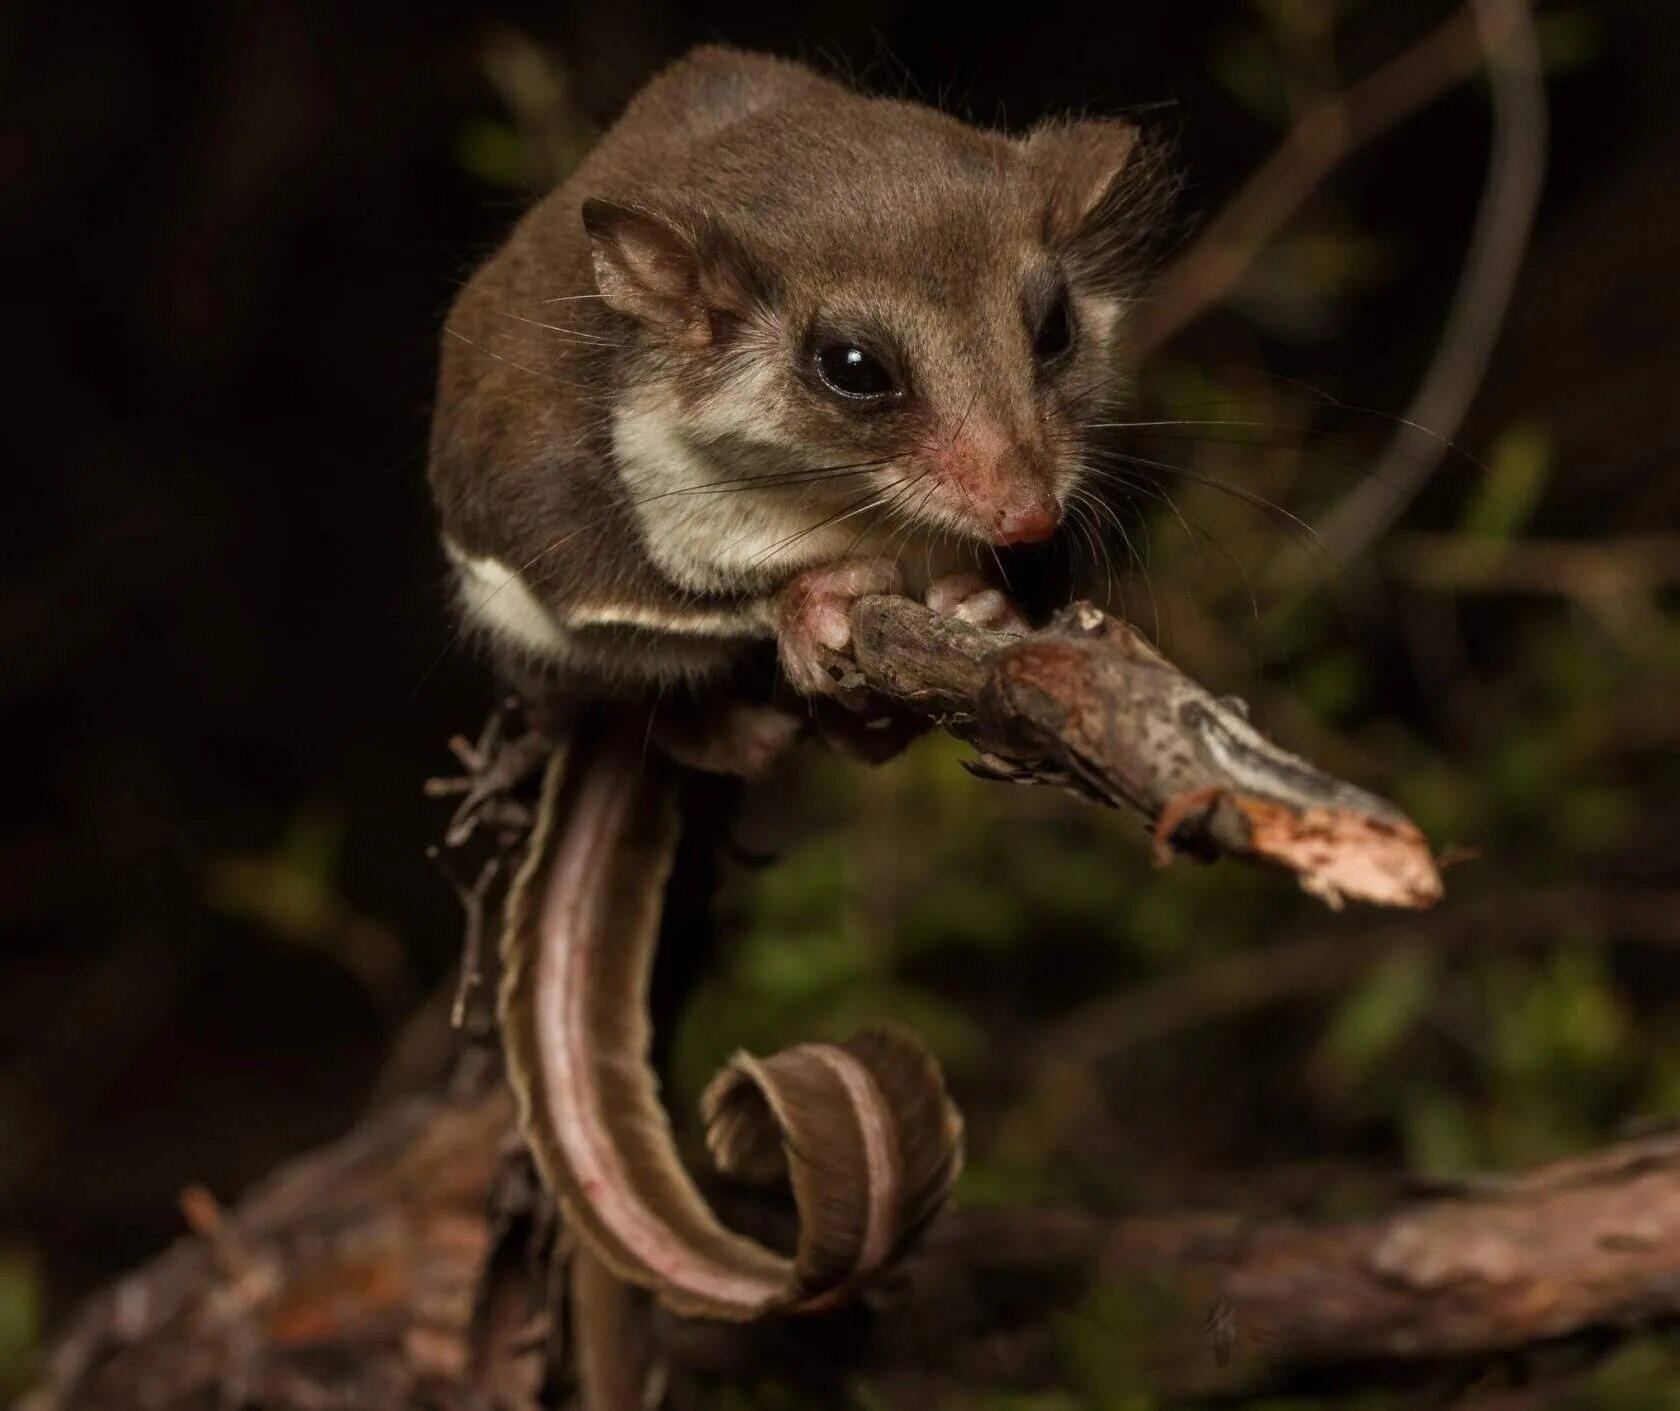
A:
840,596,1442,910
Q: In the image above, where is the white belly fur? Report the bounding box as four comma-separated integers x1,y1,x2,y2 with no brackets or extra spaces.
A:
444,538,772,673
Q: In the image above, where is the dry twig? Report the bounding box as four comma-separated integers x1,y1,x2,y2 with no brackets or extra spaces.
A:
841,596,1442,909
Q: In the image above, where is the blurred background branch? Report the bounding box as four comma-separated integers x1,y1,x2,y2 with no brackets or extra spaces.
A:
1134,2,1497,359
1319,0,1548,563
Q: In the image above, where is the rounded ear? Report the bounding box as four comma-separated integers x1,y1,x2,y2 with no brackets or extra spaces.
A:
581,198,763,341
1020,119,1140,245
581,198,702,329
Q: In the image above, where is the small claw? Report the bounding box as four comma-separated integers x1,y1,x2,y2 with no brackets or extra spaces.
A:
782,649,845,700
925,573,1031,636
925,572,990,617
808,602,854,652
952,588,1009,627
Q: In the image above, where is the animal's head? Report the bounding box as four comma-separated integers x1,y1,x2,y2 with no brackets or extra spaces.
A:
586,97,1164,556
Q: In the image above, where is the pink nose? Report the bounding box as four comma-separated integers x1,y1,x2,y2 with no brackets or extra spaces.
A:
994,504,1060,546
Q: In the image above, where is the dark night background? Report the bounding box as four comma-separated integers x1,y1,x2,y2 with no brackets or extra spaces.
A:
5,0,1679,1401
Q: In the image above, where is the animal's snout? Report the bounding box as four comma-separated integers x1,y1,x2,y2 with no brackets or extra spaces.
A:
990,443,1061,545
993,501,1060,546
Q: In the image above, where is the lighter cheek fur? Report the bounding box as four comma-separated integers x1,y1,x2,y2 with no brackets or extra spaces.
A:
612,383,811,595
612,379,941,596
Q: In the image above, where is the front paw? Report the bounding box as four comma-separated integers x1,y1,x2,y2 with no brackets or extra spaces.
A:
775,558,905,697
924,572,1031,635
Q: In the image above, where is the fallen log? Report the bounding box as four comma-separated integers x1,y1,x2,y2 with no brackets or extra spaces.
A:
29,1085,1680,1407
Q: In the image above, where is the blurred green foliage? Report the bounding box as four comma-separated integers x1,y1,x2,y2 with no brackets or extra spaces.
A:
1560,1335,1680,1410
654,2,1680,1397
0,1249,42,1402
1462,420,1552,541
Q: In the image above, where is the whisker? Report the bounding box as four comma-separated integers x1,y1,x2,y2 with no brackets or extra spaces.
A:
1186,367,1492,478
1077,417,1427,490
746,468,924,570
638,455,904,500
1065,494,1115,611
776,472,934,626
1088,449,1338,572
951,386,981,446
468,455,912,625
938,472,1008,586
849,471,936,561
1073,485,1158,640
1091,397,1487,480
1056,365,1135,414
874,477,941,583
1085,470,1264,621
491,310,622,347
443,326,568,389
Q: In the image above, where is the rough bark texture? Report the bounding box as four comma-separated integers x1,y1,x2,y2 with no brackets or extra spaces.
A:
25,1083,516,1411
843,597,1441,909
30,1083,1680,1408
29,600,1456,1408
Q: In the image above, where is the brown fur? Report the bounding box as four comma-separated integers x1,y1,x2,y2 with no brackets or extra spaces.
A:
428,45,1163,703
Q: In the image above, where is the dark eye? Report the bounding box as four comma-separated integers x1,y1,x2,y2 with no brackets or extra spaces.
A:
815,344,897,400
1034,294,1074,362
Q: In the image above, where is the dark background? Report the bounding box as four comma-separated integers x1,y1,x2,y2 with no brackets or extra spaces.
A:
5,0,1679,1399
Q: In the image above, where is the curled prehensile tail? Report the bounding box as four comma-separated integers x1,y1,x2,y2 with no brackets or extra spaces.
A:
498,714,963,1321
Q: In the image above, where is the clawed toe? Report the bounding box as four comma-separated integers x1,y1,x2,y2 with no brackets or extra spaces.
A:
925,573,1030,636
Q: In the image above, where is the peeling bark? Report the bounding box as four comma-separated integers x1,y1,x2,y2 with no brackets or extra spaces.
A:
844,598,1441,909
